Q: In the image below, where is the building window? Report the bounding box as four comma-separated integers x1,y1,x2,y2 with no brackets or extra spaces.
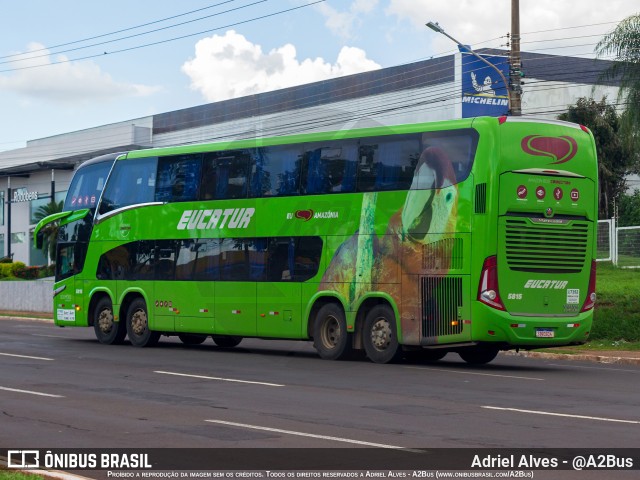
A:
11,232,25,244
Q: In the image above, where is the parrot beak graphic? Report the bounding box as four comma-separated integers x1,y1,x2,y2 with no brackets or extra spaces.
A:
402,147,458,241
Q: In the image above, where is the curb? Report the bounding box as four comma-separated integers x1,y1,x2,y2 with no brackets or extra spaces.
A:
0,315,53,323
501,350,640,366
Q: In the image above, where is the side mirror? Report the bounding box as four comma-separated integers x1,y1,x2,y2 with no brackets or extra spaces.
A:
36,231,44,249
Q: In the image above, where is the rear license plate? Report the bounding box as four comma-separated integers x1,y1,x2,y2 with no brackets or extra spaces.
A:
536,328,555,338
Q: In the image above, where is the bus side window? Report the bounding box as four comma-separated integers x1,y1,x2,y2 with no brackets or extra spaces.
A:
267,239,293,281
252,146,301,197
156,155,202,203
202,152,250,200
357,136,419,192
292,237,323,281
98,245,131,280
99,157,157,214
301,143,357,195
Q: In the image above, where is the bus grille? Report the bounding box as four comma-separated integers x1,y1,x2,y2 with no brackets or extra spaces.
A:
422,238,463,271
504,218,589,273
421,276,463,338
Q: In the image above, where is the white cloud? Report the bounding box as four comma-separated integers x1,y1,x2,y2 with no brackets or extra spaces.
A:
182,30,381,102
386,0,640,58
315,0,379,40
0,43,161,103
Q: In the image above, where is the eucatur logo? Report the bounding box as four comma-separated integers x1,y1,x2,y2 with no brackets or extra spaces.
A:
521,135,578,164
295,209,314,221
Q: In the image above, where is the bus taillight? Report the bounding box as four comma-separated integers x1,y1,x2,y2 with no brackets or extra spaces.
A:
478,256,505,311
581,260,597,312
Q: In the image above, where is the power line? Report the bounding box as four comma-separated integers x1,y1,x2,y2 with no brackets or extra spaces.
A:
0,0,242,61
0,0,326,74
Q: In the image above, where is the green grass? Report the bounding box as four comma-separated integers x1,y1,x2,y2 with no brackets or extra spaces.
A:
0,470,48,480
591,262,640,342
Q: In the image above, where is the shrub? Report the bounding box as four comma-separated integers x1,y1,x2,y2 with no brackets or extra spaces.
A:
15,265,41,280
0,263,13,277
10,261,26,277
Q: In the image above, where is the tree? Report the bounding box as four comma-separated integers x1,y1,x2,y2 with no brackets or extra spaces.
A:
596,14,640,152
33,200,63,264
559,97,634,218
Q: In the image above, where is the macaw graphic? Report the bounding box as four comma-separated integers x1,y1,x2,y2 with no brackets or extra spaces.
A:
319,139,459,344
471,71,496,96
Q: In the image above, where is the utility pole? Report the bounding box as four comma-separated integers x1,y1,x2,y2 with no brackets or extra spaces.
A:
510,0,523,116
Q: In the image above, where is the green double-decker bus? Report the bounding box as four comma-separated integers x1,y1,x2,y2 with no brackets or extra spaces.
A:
36,116,598,364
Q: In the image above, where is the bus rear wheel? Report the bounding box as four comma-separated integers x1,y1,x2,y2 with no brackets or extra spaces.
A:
458,345,499,365
179,334,207,345
363,304,402,364
93,297,126,345
126,298,160,347
212,335,242,348
313,303,352,360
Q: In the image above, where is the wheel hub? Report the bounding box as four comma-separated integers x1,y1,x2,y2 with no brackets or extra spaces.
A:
131,309,148,336
322,315,340,348
370,318,391,350
98,308,114,333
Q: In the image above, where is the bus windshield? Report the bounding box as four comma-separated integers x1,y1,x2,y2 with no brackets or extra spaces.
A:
63,158,114,211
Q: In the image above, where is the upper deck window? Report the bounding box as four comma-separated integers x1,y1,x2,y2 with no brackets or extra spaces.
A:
99,157,157,215
156,154,203,203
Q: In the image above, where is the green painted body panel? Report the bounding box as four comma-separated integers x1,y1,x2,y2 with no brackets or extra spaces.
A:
52,117,598,351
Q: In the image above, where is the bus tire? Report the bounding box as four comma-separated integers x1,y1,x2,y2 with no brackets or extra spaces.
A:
125,298,160,347
458,345,499,365
178,334,207,345
212,335,242,348
313,303,352,360
93,297,126,345
363,304,402,364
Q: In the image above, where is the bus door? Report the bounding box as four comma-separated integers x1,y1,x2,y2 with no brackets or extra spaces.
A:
257,238,303,338
171,240,215,334
48,213,94,326
213,238,257,336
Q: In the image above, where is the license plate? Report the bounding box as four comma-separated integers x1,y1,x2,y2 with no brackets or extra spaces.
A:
536,328,555,338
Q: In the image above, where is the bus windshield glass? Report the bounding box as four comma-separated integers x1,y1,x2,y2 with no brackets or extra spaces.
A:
63,160,114,211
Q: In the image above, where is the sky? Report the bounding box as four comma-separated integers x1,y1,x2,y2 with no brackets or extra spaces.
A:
0,0,638,152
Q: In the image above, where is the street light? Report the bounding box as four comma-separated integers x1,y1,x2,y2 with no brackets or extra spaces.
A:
426,21,511,113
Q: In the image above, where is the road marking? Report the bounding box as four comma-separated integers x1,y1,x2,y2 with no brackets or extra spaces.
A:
155,370,284,387
405,366,544,381
31,334,68,338
482,406,640,424
0,386,64,398
204,419,420,451
0,352,54,361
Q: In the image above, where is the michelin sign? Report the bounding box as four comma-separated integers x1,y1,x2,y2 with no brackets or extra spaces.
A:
461,51,510,117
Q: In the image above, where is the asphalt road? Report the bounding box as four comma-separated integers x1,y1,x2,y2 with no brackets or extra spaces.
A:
1,318,639,476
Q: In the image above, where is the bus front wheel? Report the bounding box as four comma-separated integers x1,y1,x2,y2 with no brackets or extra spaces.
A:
313,303,352,360
126,298,160,347
93,297,126,345
458,345,499,365
363,304,402,364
